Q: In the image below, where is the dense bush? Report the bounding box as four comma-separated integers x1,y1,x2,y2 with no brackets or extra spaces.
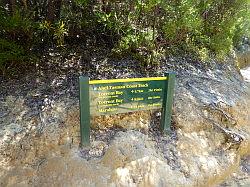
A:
94,0,250,62
0,0,250,74
0,7,34,75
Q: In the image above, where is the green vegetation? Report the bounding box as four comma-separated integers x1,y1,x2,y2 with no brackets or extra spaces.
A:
0,0,250,74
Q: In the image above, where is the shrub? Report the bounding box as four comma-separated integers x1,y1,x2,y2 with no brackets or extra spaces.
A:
94,0,250,62
1,0,250,74
0,39,29,75
0,7,34,75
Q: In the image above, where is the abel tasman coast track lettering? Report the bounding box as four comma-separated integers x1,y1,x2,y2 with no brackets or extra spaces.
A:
79,73,175,146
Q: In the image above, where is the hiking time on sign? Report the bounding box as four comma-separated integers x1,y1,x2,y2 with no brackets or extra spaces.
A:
89,77,167,116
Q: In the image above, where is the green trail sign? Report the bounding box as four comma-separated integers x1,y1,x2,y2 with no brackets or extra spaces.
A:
79,73,175,146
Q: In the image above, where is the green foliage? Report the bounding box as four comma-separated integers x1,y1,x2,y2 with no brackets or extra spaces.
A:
38,20,68,46
233,2,250,48
1,0,250,75
94,0,250,62
0,39,29,74
0,39,25,63
0,7,34,74
59,0,99,43
0,8,33,47
54,21,68,46
94,0,164,64
199,0,250,58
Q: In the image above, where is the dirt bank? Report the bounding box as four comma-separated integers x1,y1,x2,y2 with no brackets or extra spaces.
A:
0,54,249,186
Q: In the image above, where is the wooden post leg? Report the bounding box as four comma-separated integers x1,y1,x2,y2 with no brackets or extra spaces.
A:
160,72,176,133
79,76,90,146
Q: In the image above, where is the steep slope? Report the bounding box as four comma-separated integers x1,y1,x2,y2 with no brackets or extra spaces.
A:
0,55,249,186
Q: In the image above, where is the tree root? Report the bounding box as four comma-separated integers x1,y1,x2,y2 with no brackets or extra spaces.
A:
207,102,237,125
205,117,245,145
202,101,245,147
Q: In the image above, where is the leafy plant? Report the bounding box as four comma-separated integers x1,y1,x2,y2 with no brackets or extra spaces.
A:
0,7,35,75
54,21,68,46
0,39,29,75
1,0,250,76
93,0,250,62
0,8,33,48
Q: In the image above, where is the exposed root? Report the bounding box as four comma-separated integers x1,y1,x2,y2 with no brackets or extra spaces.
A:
36,158,47,171
208,102,237,125
202,102,245,148
205,117,245,145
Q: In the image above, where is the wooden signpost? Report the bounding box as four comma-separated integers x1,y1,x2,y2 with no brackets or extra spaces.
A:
79,73,175,146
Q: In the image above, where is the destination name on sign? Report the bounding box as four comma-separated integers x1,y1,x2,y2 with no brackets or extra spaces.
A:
79,74,175,146
98,99,123,105
96,83,149,91
99,108,118,113
98,91,123,96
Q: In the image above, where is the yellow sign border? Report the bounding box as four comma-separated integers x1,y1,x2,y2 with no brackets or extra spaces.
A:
89,77,167,85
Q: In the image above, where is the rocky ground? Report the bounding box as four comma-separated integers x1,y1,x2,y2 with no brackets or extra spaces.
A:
240,66,250,83
0,48,249,186
219,66,250,187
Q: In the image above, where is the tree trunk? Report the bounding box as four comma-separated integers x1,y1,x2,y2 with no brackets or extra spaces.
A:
46,0,62,23
5,0,16,15
22,0,27,10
